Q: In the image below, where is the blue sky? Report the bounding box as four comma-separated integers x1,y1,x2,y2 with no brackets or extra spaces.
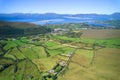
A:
0,0,119,14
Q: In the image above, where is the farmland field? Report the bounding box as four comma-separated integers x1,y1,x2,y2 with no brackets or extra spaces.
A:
81,29,120,39
58,48,120,80
0,29,120,80
0,0,120,79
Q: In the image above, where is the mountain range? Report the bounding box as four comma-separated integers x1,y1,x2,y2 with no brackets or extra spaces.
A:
0,12,120,25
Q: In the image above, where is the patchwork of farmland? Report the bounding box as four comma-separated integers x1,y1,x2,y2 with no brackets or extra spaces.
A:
0,29,120,80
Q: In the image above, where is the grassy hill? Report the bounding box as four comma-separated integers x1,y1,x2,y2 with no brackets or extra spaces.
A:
0,21,51,37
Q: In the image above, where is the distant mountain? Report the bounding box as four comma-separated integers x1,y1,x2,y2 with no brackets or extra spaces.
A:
0,12,120,25
0,12,120,20
110,12,120,20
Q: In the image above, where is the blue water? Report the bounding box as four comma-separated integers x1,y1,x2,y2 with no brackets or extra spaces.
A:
0,18,110,26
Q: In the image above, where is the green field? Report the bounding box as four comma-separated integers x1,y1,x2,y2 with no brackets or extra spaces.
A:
0,30,120,80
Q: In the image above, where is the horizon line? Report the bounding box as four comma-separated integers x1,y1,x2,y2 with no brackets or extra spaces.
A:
0,12,120,15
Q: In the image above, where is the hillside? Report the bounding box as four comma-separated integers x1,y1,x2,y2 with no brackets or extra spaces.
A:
0,21,40,29
0,21,51,37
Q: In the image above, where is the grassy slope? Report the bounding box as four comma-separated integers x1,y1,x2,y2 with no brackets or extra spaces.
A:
52,31,120,80
81,30,120,39
54,36,120,48
0,39,42,80
94,48,120,80
0,60,41,80
58,48,120,80
0,30,120,80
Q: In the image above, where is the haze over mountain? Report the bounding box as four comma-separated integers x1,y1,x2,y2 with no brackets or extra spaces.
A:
0,12,120,25
1,0,119,25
